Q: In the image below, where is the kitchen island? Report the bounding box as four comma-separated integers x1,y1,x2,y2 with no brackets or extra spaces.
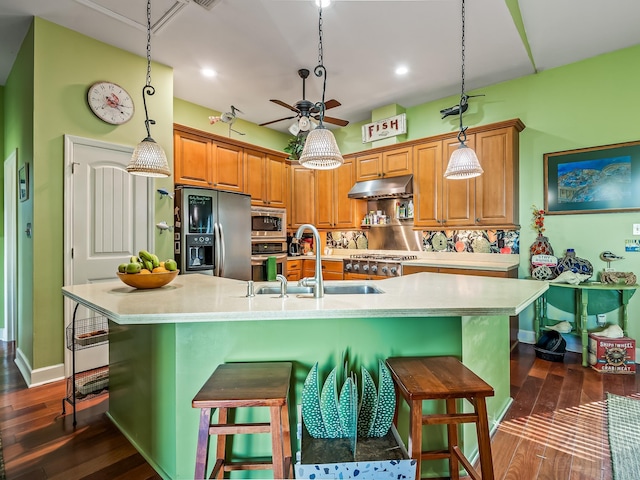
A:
62,272,546,480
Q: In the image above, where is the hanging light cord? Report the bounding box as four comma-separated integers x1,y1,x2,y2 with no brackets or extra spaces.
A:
141,0,156,139
457,0,468,145
313,3,327,126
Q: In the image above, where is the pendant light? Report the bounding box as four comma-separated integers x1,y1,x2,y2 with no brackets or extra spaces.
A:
443,0,483,180
127,0,170,178
298,2,344,170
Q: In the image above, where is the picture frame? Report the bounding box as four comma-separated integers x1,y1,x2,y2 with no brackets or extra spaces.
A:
544,140,640,215
18,163,29,202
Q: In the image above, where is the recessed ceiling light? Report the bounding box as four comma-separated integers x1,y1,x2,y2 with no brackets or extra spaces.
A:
315,0,331,8
201,68,217,78
395,66,409,76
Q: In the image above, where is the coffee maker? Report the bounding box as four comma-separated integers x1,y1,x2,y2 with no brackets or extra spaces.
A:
287,235,300,256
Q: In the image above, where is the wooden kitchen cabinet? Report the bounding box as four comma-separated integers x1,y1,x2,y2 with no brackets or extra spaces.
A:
403,264,519,349
286,259,302,282
289,165,315,228
410,136,477,228
354,146,412,181
402,264,517,278
315,158,365,229
344,272,388,281
174,129,244,192
245,149,287,208
473,126,519,227
413,119,523,229
173,130,212,188
303,259,344,280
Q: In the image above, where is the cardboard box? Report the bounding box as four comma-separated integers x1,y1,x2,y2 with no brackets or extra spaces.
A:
588,334,636,373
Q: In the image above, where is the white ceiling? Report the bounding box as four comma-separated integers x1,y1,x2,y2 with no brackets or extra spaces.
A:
1,0,639,133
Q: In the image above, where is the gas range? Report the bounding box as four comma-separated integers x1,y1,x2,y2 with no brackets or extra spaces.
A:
343,253,418,277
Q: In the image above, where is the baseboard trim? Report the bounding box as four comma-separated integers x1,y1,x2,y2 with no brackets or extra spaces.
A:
14,347,65,387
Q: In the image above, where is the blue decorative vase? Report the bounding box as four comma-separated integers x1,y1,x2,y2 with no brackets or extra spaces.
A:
555,248,593,278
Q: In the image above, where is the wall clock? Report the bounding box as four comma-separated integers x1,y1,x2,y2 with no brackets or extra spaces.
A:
87,81,135,125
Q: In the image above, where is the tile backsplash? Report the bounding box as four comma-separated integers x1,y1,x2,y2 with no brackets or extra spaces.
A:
327,229,520,254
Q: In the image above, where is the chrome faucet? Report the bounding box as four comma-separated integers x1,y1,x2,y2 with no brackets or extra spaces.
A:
276,274,288,298
295,224,324,298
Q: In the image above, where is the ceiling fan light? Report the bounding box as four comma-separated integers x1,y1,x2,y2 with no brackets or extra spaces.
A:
443,142,483,179
298,125,344,170
127,137,171,177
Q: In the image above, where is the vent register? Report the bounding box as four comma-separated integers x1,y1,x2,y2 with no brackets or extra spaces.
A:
74,0,219,35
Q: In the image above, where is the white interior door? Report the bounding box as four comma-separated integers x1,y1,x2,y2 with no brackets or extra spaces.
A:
3,149,17,342
64,135,153,375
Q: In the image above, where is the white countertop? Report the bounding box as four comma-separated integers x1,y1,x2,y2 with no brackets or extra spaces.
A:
290,251,520,272
62,271,545,325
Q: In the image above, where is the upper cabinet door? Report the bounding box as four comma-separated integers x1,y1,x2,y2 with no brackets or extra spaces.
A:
290,166,315,228
355,153,381,181
334,159,362,228
212,142,244,192
174,131,212,188
265,155,287,208
245,149,265,205
442,136,476,227
413,141,443,228
474,127,518,227
382,147,412,177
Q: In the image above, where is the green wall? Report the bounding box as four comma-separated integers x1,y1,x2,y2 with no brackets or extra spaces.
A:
173,97,290,151
2,18,175,372
4,22,35,363
337,45,640,340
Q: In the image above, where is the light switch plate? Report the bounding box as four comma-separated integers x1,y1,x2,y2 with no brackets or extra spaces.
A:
634,224,640,235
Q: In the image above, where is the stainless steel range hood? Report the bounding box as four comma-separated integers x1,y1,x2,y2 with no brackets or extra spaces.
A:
347,174,413,199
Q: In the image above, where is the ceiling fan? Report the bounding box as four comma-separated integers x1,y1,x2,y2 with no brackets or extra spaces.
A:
259,68,349,131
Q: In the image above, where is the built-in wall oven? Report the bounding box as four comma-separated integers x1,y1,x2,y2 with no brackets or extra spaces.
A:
250,207,288,281
251,240,287,281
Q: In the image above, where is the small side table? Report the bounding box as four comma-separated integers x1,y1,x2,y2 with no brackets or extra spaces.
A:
534,282,637,367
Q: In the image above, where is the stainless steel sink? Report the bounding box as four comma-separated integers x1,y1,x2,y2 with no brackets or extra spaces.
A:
255,284,383,295
324,285,383,294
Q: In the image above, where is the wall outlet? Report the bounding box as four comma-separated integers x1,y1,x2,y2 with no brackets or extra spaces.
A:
597,314,607,326
634,224,640,235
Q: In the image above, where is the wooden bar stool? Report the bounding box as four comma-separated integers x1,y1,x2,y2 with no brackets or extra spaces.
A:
192,362,293,479
385,356,495,480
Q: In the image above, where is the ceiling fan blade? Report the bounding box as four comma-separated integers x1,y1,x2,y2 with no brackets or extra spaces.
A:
318,115,349,127
259,115,297,127
323,99,341,110
270,99,299,113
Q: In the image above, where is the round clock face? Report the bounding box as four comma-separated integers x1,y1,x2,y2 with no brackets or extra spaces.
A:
87,81,134,125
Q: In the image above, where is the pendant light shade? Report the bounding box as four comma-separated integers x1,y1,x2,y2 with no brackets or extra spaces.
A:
443,0,482,180
298,2,344,170
298,125,343,170
129,137,170,177
443,142,483,179
127,0,170,178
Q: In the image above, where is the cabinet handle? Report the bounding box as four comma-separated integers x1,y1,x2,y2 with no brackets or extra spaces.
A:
475,218,480,223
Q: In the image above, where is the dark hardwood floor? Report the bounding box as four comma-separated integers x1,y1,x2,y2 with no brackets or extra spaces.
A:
0,341,160,480
1,340,637,479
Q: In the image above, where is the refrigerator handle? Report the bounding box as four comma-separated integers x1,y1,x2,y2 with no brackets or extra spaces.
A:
214,222,221,277
218,224,226,278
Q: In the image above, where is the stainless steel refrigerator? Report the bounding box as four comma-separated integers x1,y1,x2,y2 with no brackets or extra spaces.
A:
174,186,251,281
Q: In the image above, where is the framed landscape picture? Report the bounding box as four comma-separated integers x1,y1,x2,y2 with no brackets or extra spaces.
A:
544,140,640,215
